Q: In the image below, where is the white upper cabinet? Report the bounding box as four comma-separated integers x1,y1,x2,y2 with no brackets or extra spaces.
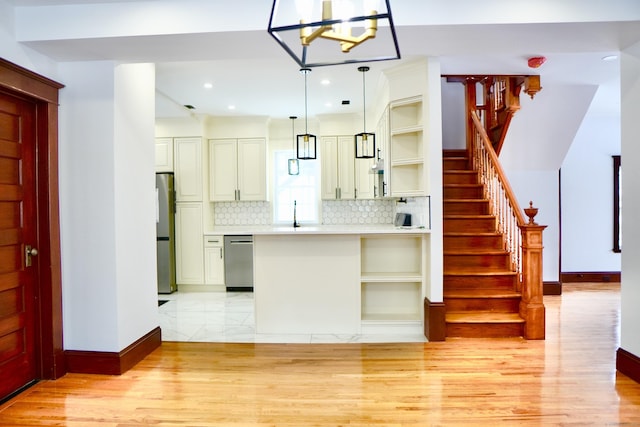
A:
354,157,375,199
155,137,173,172
321,136,356,200
209,138,266,201
174,137,203,202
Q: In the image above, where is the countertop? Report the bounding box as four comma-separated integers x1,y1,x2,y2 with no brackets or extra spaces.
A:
204,224,430,236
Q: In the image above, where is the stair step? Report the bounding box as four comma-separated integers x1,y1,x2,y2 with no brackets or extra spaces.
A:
443,149,467,158
443,171,478,185
443,271,518,289
444,184,484,199
443,199,490,215
444,290,521,312
446,312,525,323
444,215,496,232
444,252,511,271
444,289,521,298
446,312,525,338
444,233,504,251
443,157,469,171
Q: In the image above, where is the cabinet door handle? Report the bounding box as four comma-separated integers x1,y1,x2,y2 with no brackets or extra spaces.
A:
219,248,223,259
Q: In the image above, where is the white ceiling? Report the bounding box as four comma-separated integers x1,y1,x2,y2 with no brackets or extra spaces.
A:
8,1,640,120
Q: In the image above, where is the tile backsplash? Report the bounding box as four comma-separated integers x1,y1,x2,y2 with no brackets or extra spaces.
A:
213,196,430,227
322,199,396,225
213,201,271,225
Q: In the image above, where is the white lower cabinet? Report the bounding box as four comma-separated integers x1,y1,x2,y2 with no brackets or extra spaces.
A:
360,235,424,322
204,235,225,285
175,203,204,285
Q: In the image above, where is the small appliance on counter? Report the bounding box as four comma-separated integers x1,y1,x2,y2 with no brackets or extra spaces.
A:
394,213,412,227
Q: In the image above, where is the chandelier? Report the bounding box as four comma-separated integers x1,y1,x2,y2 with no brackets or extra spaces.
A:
268,0,400,67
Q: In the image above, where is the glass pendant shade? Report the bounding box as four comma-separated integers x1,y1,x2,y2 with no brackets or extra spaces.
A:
355,65,375,158
297,133,317,160
355,132,376,158
288,116,300,175
288,158,300,175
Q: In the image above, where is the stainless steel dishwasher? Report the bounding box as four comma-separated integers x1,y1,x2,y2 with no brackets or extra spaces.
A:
224,235,253,291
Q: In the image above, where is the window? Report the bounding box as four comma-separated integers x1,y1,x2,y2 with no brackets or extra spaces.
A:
273,150,319,224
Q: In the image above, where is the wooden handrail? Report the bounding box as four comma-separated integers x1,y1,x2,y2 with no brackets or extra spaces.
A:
469,110,526,226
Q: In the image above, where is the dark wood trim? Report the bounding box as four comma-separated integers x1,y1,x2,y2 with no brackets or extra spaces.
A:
65,327,162,375
543,281,562,296
424,298,446,342
561,272,621,283
0,58,63,103
617,347,640,384
0,58,65,380
613,155,621,253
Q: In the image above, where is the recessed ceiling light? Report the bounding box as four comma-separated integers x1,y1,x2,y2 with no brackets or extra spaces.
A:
324,102,332,108
602,55,618,62
321,79,331,85
203,82,213,89
228,105,236,110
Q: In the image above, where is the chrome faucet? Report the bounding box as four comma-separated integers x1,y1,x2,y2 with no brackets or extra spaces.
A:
293,200,300,228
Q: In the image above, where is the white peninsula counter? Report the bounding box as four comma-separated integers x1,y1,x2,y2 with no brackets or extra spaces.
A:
205,225,430,336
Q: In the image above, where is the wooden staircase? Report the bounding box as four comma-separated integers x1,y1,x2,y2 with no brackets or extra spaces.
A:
443,149,525,338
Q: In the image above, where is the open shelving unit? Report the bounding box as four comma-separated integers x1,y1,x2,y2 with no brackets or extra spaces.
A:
360,235,423,323
389,96,425,196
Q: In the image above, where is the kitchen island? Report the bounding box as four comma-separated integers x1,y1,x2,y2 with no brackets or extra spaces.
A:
206,225,430,336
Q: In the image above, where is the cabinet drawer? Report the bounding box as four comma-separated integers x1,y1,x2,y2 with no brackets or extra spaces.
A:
204,235,224,247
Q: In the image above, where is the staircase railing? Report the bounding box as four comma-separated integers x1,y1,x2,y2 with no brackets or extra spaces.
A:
469,109,546,339
470,109,525,273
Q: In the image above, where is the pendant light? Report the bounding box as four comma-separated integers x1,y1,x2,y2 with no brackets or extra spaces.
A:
297,68,317,160
355,66,375,159
288,116,300,175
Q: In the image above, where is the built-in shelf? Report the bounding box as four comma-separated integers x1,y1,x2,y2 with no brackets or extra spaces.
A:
360,235,423,324
389,96,425,197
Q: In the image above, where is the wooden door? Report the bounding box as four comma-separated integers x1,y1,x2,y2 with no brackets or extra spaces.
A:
0,91,38,399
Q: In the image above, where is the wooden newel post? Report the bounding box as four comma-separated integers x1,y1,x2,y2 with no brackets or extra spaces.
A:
520,201,546,340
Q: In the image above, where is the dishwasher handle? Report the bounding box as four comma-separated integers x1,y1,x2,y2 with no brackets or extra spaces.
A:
228,239,253,245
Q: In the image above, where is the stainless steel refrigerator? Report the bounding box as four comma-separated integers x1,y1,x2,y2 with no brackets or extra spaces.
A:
156,173,177,294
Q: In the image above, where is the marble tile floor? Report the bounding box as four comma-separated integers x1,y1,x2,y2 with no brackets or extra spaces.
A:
158,291,427,344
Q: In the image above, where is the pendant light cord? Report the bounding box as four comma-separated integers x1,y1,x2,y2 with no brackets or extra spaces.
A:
362,68,367,133
290,116,296,155
303,68,310,134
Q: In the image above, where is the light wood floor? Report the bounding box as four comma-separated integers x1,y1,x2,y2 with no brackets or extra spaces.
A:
1,283,639,426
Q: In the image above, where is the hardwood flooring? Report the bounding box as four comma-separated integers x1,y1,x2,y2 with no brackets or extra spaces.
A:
1,283,640,426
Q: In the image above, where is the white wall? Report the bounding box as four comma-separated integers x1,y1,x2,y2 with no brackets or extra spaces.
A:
0,0,57,78
506,170,560,282
113,63,158,350
620,44,640,357
59,61,119,351
561,113,621,272
59,61,158,352
441,80,466,150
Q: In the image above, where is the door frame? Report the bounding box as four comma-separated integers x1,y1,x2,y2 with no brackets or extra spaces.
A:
0,58,65,380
